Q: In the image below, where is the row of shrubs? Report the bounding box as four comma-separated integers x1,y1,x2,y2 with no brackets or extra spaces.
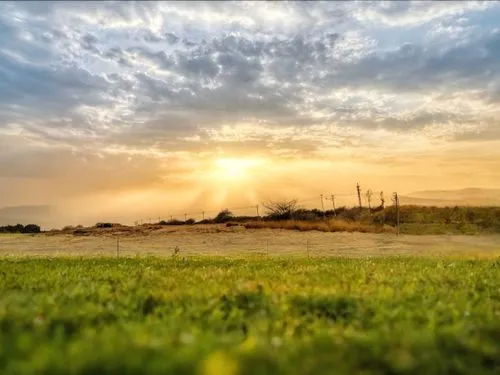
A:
0,224,41,234
152,205,500,234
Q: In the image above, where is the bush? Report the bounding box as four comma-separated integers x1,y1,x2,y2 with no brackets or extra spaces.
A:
197,219,215,225
23,224,41,233
0,224,41,234
214,209,233,223
263,199,298,220
95,223,113,229
165,219,185,226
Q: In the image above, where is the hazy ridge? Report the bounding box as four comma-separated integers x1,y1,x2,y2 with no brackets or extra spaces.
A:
403,188,500,206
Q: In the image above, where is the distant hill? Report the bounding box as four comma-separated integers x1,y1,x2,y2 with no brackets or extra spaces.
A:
0,205,55,227
402,188,500,206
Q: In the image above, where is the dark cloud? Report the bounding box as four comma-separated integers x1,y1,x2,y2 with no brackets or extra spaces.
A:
177,53,219,79
0,50,109,115
80,33,100,53
165,33,180,44
0,0,499,156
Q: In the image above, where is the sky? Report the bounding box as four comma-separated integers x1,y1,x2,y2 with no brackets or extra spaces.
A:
1,1,500,226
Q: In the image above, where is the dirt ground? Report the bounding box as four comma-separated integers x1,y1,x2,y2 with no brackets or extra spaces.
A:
1,224,499,258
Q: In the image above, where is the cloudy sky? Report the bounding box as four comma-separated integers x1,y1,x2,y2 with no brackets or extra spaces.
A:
1,1,500,225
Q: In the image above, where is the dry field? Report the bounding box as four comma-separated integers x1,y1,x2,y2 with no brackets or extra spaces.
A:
0,224,499,258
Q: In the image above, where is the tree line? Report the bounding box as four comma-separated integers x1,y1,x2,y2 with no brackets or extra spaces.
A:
0,224,41,234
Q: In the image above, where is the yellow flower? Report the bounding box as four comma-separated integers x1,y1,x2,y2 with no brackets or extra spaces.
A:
201,351,239,375
239,336,257,353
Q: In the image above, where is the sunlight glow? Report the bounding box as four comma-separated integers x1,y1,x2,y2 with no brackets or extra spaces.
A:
213,157,263,181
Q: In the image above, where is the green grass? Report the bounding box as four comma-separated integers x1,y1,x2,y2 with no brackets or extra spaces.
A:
1,256,499,374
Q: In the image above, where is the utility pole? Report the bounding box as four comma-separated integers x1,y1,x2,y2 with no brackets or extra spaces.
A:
356,183,362,208
366,189,373,212
330,194,337,217
392,192,400,236
184,213,187,221
320,194,325,219
202,211,205,221
256,204,260,218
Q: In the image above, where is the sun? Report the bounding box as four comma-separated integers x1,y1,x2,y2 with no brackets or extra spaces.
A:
213,157,262,181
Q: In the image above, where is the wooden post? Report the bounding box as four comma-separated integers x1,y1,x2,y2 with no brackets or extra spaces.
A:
357,183,362,208
330,194,337,217
306,239,310,258
320,194,325,220
393,192,400,236
396,194,400,236
366,189,373,216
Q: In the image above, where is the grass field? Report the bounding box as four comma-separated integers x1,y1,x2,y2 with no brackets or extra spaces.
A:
1,256,499,374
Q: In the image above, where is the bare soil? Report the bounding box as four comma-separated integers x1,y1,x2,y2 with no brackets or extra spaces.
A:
1,223,499,258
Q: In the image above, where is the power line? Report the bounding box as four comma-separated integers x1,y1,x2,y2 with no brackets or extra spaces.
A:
135,184,389,225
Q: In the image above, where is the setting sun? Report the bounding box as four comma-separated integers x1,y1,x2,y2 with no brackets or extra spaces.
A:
213,158,263,181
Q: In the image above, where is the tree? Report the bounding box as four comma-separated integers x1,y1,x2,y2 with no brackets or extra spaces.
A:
214,209,233,223
263,199,298,220
23,224,41,233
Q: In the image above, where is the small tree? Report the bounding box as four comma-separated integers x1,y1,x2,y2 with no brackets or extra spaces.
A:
214,209,233,223
23,224,41,233
263,199,298,220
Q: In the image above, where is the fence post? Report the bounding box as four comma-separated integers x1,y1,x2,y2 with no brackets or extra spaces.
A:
320,194,325,220
306,239,310,258
392,192,400,236
331,194,337,217
116,236,120,258
396,195,400,236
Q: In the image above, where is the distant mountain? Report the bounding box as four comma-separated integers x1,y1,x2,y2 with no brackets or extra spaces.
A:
402,188,500,206
0,205,56,227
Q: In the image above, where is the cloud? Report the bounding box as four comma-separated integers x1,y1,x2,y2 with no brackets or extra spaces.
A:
1,0,500,220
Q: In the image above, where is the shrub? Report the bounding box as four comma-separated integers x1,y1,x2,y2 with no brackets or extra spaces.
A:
165,219,185,226
263,199,298,220
197,219,215,225
23,224,41,233
95,223,113,229
214,209,233,223
0,224,41,234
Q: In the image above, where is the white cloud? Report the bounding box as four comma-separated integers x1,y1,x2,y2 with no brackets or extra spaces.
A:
0,0,499,163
